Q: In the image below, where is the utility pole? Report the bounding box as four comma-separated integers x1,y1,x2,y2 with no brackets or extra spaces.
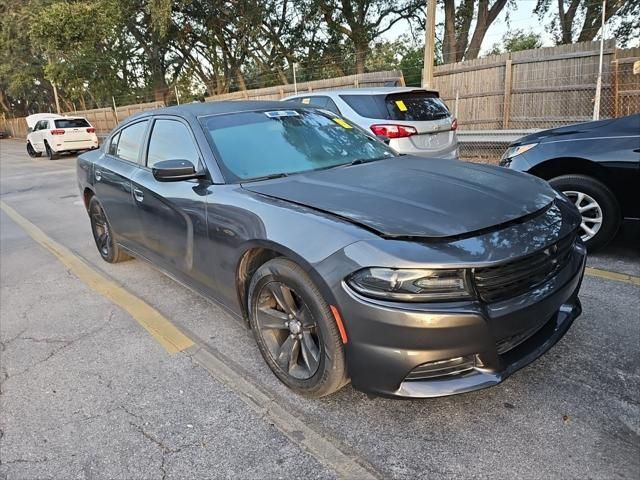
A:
52,82,61,114
175,85,181,105
593,0,606,121
293,63,298,95
422,0,436,89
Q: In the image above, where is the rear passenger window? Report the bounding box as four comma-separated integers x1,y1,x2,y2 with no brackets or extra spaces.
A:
340,95,386,119
146,120,200,168
116,121,148,163
108,132,120,156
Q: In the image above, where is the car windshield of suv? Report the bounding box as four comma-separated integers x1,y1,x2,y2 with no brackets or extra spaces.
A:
202,109,396,181
55,118,90,128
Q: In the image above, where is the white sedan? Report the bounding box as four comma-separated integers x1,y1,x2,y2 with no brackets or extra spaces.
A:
26,115,99,159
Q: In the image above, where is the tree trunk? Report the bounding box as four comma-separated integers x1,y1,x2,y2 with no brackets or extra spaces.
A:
234,66,247,91
442,0,457,64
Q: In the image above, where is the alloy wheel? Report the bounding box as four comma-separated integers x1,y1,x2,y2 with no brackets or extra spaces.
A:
563,190,603,242
254,281,321,380
90,201,111,258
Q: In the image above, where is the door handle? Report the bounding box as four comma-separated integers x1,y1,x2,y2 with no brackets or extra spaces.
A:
133,188,144,202
95,170,102,182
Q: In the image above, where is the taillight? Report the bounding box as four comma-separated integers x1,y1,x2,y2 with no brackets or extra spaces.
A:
451,118,458,131
86,127,96,133
50,129,65,135
370,124,417,139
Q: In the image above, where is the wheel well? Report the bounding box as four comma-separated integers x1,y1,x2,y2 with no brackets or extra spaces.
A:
236,248,282,322
83,188,94,210
528,157,610,186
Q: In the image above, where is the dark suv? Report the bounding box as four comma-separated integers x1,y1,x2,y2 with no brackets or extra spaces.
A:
501,114,640,250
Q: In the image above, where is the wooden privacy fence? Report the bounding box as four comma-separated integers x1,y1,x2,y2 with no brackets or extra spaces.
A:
433,41,640,130
1,71,404,138
0,101,164,138
205,70,405,102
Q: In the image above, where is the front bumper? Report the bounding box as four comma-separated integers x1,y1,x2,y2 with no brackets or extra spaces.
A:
335,242,586,398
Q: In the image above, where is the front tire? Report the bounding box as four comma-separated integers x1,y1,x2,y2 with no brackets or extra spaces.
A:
88,196,131,263
248,258,348,398
550,174,620,251
26,142,42,158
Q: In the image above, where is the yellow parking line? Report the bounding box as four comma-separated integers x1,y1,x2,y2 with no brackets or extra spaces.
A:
0,200,380,479
585,267,640,286
0,200,194,354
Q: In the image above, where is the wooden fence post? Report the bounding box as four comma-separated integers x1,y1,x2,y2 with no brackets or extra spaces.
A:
502,58,513,128
613,58,619,117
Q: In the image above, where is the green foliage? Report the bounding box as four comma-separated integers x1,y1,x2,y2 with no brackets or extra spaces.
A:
486,30,543,56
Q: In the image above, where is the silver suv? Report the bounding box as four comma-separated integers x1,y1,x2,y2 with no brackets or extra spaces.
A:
283,87,458,159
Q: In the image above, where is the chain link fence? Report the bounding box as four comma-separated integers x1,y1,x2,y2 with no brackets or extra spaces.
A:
433,41,640,163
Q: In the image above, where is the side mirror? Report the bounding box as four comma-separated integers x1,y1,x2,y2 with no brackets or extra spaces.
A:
152,159,204,182
27,127,33,133
376,134,391,145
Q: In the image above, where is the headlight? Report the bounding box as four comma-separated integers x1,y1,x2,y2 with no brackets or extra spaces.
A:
346,268,472,302
500,143,538,162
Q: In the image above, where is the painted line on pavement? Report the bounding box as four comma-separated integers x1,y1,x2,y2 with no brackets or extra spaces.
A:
188,345,379,480
0,200,194,353
585,267,640,286
0,199,380,480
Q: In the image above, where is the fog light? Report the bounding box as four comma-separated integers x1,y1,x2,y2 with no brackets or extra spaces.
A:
405,355,476,380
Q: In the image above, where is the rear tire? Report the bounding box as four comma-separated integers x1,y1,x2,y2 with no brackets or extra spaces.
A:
248,258,348,398
550,174,620,251
45,142,57,160
26,142,42,158
88,196,132,263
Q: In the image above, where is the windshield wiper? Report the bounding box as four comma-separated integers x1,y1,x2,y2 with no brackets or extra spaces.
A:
241,172,289,183
348,155,392,166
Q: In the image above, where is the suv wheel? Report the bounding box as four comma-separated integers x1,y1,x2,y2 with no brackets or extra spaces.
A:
45,142,57,160
248,258,348,398
27,142,42,158
550,174,620,251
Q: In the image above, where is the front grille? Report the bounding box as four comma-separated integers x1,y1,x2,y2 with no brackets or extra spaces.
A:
474,234,575,303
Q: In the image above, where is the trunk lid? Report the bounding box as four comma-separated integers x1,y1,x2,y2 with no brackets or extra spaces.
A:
242,156,555,239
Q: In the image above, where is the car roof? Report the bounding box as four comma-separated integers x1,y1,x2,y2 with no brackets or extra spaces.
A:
282,87,439,100
118,100,296,128
147,101,291,117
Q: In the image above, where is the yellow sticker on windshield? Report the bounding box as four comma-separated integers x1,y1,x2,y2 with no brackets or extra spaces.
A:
395,100,408,111
333,118,353,129
302,98,310,104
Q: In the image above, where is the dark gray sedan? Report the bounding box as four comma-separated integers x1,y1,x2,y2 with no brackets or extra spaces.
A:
77,102,586,398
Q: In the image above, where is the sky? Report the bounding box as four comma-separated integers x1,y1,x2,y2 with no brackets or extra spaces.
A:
382,0,635,55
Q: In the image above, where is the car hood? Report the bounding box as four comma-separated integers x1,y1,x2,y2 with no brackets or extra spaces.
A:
515,117,617,145
242,156,556,239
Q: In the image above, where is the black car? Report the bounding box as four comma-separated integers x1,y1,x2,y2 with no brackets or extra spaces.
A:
77,102,586,399
500,114,640,250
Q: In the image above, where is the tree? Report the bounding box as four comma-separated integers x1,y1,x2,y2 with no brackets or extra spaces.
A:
485,30,543,56
312,0,423,74
442,0,511,64
534,0,640,46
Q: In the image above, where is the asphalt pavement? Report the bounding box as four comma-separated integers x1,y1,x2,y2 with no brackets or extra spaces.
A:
1,139,638,479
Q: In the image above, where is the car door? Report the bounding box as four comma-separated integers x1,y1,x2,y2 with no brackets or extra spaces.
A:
130,116,210,285
93,120,149,251
31,121,47,151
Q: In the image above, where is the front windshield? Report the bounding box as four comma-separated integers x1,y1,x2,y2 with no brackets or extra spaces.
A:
201,109,396,181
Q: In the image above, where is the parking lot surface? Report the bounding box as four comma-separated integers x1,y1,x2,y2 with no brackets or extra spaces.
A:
1,139,639,479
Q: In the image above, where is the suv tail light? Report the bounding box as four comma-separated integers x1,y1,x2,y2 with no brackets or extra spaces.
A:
370,124,417,139
86,127,96,133
451,118,458,131
50,129,65,135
